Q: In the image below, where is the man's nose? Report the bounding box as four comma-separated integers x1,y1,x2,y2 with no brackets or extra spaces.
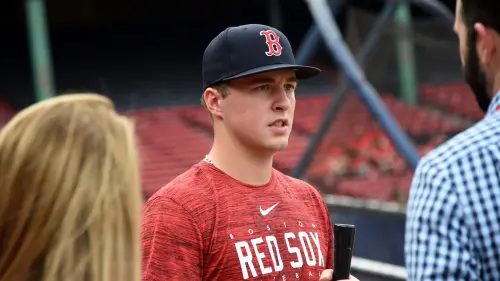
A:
272,90,290,112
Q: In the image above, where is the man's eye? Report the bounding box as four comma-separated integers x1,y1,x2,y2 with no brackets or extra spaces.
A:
285,85,295,92
256,85,269,91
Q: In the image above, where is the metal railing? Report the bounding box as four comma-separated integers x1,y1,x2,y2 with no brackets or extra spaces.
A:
351,256,407,280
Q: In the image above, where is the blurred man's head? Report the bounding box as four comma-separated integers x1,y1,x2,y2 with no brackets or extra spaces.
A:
455,0,500,112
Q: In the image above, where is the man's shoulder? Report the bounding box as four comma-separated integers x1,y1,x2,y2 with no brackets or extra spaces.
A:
146,163,216,211
412,116,500,199
276,170,325,202
277,170,316,189
422,117,500,170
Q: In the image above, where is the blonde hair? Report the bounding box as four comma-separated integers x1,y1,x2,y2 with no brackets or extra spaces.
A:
0,94,142,281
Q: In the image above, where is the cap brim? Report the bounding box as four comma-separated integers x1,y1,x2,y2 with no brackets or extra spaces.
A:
221,64,321,82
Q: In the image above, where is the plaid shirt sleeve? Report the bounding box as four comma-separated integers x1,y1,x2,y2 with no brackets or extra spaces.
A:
405,137,500,281
405,156,478,280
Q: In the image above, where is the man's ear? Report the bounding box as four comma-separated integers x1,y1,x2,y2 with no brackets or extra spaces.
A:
474,23,496,65
203,88,224,118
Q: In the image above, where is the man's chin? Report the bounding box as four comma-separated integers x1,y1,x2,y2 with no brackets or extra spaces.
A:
263,141,289,153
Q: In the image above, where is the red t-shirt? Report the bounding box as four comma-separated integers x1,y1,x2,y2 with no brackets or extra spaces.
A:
141,161,334,281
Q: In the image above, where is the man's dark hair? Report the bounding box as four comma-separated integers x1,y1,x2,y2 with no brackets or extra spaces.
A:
460,1,500,33
461,0,500,110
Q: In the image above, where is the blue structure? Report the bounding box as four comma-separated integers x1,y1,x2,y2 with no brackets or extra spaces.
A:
297,0,455,279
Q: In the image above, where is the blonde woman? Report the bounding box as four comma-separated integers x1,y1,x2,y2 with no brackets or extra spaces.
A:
0,94,142,281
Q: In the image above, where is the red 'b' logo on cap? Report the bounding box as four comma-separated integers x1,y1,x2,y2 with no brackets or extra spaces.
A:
259,30,282,56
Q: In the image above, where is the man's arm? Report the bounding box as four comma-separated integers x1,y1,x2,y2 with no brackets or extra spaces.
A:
141,196,203,281
306,184,334,268
405,158,478,280
324,202,334,269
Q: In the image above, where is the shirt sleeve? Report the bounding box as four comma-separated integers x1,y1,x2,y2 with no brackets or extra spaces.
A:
308,185,334,269
405,157,479,281
141,196,203,281
326,211,334,270
322,201,334,270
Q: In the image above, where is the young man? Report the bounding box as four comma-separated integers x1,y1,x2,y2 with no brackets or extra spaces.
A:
141,24,358,281
405,0,500,280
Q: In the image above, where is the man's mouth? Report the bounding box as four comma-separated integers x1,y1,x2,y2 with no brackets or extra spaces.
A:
269,119,288,127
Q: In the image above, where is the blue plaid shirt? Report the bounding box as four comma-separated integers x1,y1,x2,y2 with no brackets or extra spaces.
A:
405,93,500,281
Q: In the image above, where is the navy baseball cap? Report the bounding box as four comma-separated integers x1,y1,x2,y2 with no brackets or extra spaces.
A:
202,24,321,90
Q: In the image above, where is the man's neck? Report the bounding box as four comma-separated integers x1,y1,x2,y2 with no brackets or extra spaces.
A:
493,71,500,98
208,138,274,186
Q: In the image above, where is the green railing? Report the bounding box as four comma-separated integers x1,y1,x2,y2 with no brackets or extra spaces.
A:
25,0,55,102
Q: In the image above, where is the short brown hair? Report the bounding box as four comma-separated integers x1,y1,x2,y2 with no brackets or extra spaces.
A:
201,83,229,108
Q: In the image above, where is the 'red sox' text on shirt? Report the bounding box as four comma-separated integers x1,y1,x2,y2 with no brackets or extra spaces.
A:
141,161,334,281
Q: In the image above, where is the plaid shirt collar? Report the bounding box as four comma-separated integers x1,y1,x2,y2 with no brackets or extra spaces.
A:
486,91,500,116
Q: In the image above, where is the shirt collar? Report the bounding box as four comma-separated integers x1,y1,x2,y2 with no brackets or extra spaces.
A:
486,92,500,116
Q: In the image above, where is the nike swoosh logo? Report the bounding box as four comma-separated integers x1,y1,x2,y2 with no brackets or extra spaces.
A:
260,202,280,216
